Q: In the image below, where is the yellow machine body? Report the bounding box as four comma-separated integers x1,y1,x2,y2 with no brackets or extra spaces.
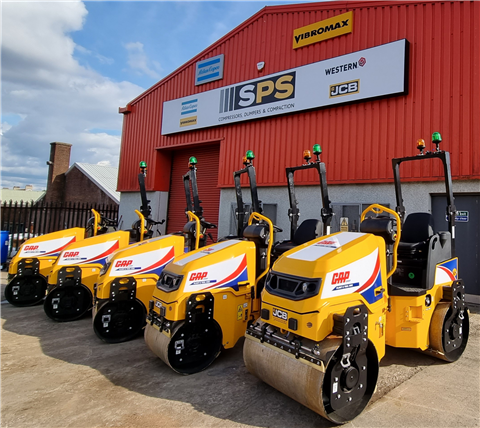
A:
148,238,258,348
386,257,459,350
8,228,85,278
91,234,185,342
260,231,389,360
48,231,130,292
5,228,85,306
95,234,185,306
43,231,130,321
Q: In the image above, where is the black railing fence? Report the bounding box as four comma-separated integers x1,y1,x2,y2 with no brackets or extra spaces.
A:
1,200,119,258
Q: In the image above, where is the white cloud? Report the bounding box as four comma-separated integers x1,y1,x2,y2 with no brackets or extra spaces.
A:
124,41,162,79
1,1,144,190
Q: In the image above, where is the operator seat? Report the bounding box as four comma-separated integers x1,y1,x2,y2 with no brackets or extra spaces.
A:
397,213,435,258
272,219,323,260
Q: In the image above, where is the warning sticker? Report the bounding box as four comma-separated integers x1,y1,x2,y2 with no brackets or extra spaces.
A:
237,304,243,320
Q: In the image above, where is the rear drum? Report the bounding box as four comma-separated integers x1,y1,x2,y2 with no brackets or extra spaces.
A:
44,283,92,322
93,299,146,343
5,275,47,306
426,301,469,362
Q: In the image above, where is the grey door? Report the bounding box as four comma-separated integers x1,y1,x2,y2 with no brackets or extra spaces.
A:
432,194,479,296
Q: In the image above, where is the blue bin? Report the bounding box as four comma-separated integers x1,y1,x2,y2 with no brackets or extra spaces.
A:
1,231,9,264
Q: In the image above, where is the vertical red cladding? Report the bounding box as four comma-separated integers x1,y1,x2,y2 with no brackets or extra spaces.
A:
166,144,220,243
118,0,480,191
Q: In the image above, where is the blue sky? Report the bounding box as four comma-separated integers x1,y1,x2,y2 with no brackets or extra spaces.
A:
1,0,317,191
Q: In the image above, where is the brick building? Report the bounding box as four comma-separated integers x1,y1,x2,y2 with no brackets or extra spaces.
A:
44,142,119,206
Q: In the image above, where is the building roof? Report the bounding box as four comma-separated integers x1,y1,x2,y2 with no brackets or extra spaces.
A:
1,188,45,204
67,163,120,204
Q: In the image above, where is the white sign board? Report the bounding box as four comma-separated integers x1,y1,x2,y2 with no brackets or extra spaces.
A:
162,39,408,135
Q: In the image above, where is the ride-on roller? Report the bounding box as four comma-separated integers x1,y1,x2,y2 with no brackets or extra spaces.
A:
243,133,469,424
43,162,163,322
93,157,216,343
145,151,284,374
5,209,115,307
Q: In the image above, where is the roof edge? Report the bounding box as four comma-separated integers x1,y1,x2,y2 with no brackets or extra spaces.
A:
125,0,445,107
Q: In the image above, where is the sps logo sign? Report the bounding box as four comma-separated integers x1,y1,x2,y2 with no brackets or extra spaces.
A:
219,72,296,113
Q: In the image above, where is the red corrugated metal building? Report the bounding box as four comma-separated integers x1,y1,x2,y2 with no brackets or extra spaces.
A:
117,0,480,299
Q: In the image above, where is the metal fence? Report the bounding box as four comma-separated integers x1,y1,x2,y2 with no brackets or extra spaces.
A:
1,200,119,258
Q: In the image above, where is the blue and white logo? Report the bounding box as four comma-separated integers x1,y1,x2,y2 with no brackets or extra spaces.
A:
181,99,198,116
195,54,224,86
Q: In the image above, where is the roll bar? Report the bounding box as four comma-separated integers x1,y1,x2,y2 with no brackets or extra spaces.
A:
233,157,262,237
392,134,456,255
285,149,333,239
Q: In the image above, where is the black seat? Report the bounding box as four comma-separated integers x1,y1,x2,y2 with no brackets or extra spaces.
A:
398,213,435,258
273,219,322,258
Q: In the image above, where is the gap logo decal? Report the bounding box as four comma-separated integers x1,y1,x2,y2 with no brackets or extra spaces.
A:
58,240,120,266
434,258,458,285
19,236,77,258
185,254,248,292
321,248,383,303
109,247,175,277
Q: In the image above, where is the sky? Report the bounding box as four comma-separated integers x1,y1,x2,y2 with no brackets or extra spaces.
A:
1,0,318,191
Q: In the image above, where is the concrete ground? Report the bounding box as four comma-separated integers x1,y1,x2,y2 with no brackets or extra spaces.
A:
1,270,479,428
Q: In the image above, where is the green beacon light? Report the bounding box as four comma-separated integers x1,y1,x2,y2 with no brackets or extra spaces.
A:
246,150,255,160
189,156,198,166
139,161,147,176
432,132,442,152
313,144,322,160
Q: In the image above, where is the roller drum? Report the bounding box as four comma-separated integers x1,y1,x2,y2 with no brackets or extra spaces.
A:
5,275,47,307
145,322,171,367
145,319,222,374
424,301,469,362
244,334,378,424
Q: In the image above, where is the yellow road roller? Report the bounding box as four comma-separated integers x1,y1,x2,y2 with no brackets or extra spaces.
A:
243,133,469,424
145,151,284,374
5,209,115,306
43,162,163,322
93,157,217,343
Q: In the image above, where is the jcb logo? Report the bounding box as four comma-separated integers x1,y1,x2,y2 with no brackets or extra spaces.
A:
219,72,295,113
115,260,133,268
64,251,79,258
24,245,39,251
329,80,359,98
273,308,288,323
190,271,208,281
332,271,350,284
